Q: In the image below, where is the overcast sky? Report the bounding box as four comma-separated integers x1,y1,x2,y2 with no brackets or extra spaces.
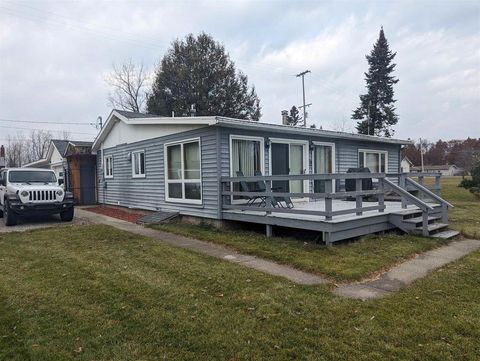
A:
0,0,479,143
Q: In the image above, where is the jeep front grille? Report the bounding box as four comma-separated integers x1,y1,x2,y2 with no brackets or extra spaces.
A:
28,190,56,202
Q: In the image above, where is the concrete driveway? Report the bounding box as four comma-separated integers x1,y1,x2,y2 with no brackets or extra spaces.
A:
0,211,89,233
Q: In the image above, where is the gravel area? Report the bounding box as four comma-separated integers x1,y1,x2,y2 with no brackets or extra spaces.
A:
0,211,91,233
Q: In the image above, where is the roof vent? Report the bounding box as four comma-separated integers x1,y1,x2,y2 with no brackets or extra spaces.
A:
190,104,196,117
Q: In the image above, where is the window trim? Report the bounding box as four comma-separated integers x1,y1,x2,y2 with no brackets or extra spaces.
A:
131,150,146,178
104,155,114,179
358,149,388,173
164,137,202,205
229,135,265,177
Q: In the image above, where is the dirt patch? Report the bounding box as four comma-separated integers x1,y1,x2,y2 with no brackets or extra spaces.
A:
85,206,148,223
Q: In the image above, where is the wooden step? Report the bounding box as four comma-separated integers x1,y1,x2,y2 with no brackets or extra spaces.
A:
403,215,442,224
413,223,449,235
430,230,460,239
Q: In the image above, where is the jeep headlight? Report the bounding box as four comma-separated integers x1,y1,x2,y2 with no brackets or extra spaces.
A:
20,190,29,197
56,189,64,197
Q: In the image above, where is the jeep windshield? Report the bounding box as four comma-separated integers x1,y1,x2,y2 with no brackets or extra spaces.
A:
8,170,57,183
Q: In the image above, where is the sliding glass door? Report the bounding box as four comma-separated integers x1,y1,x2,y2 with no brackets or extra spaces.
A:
270,140,308,196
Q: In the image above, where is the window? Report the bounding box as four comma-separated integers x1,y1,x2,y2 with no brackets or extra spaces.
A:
313,143,335,193
230,136,264,200
104,156,113,178
165,139,201,203
132,151,146,178
358,150,387,173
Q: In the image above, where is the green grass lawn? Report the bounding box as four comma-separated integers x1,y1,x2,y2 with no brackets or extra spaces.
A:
424,176,480,239
0,225,479,360
152,222,447,282
151,176,479,281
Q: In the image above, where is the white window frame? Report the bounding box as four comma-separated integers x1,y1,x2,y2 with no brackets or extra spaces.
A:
164,138,202,205
313,141,336,192
229,135,265,177
132,150,146,178
104,155,113,179
358,149,388,173
268,138,309,200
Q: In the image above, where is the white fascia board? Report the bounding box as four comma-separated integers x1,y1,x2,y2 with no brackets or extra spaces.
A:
92,110,218,151
23,159,50,168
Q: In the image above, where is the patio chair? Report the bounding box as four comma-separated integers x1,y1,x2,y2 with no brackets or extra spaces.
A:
236,171,267,206
253,170,294,209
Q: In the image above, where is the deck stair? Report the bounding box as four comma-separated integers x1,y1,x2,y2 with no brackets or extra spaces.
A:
384,177,459,240
388,206,459,239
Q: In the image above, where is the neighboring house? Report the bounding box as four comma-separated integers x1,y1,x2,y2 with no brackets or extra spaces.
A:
400,156,413,173
0,145,5,169
23,139,96,204
92,109,410,218
411,164,463,176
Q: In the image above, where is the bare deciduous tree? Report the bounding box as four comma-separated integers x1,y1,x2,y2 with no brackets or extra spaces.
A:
105,60,149,113
5,130,53,167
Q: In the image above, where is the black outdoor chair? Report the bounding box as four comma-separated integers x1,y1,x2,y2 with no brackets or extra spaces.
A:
253,170,295,209
236,171,267,206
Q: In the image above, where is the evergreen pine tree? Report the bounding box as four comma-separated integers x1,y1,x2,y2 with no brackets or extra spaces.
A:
352,27,399,137
147,33,261,120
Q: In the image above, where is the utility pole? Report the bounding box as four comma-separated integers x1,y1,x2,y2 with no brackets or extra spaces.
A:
420,138,425,172
296,70,311,127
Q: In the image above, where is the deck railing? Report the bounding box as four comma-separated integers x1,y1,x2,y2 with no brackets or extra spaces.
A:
220,172,446,222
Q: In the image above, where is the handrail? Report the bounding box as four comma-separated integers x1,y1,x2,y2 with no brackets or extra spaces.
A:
405,177,453,208
221,172,385,182
383,178,434,212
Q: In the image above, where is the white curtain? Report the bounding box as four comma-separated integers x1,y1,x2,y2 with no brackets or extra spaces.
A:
184,142,200,179
289,144,304,193
232,139,259,176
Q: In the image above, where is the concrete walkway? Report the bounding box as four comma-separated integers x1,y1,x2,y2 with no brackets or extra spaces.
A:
75,208,480,297
335,239,480,299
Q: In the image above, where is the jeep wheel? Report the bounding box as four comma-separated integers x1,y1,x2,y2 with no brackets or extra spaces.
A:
60,207,74,222
4,201,17,226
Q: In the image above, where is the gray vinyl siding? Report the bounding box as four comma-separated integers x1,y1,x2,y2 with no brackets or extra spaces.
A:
96,123,402,220
219,127,401,176
96,126,219,219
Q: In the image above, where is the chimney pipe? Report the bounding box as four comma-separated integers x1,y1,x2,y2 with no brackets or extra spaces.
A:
281,110,289,125
0,145,5,158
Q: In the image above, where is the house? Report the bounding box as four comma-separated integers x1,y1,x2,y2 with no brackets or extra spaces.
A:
23,139,96,204
411,164,463,176
400,156,413,173
0,145,5,169
92,110,456,243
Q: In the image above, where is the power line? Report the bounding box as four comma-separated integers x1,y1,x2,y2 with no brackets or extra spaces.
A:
0,118,91,125
1,124,96,136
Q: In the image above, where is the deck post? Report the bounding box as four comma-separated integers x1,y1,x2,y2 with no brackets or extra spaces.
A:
323,232,332,246
266,224,273,237
435,175,441,196
422,211,429,236
441,203,448,224
399,174,407,209
325,179,333,220
265,180,272,215
355,178,362,216
378,178,385,213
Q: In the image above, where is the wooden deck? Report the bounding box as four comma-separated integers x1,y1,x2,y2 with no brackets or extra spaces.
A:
220,172,453,243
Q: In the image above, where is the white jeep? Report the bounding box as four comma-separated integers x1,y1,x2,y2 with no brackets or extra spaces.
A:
0,168,74,226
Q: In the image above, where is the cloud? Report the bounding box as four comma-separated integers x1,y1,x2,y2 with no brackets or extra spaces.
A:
0,0,478,143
